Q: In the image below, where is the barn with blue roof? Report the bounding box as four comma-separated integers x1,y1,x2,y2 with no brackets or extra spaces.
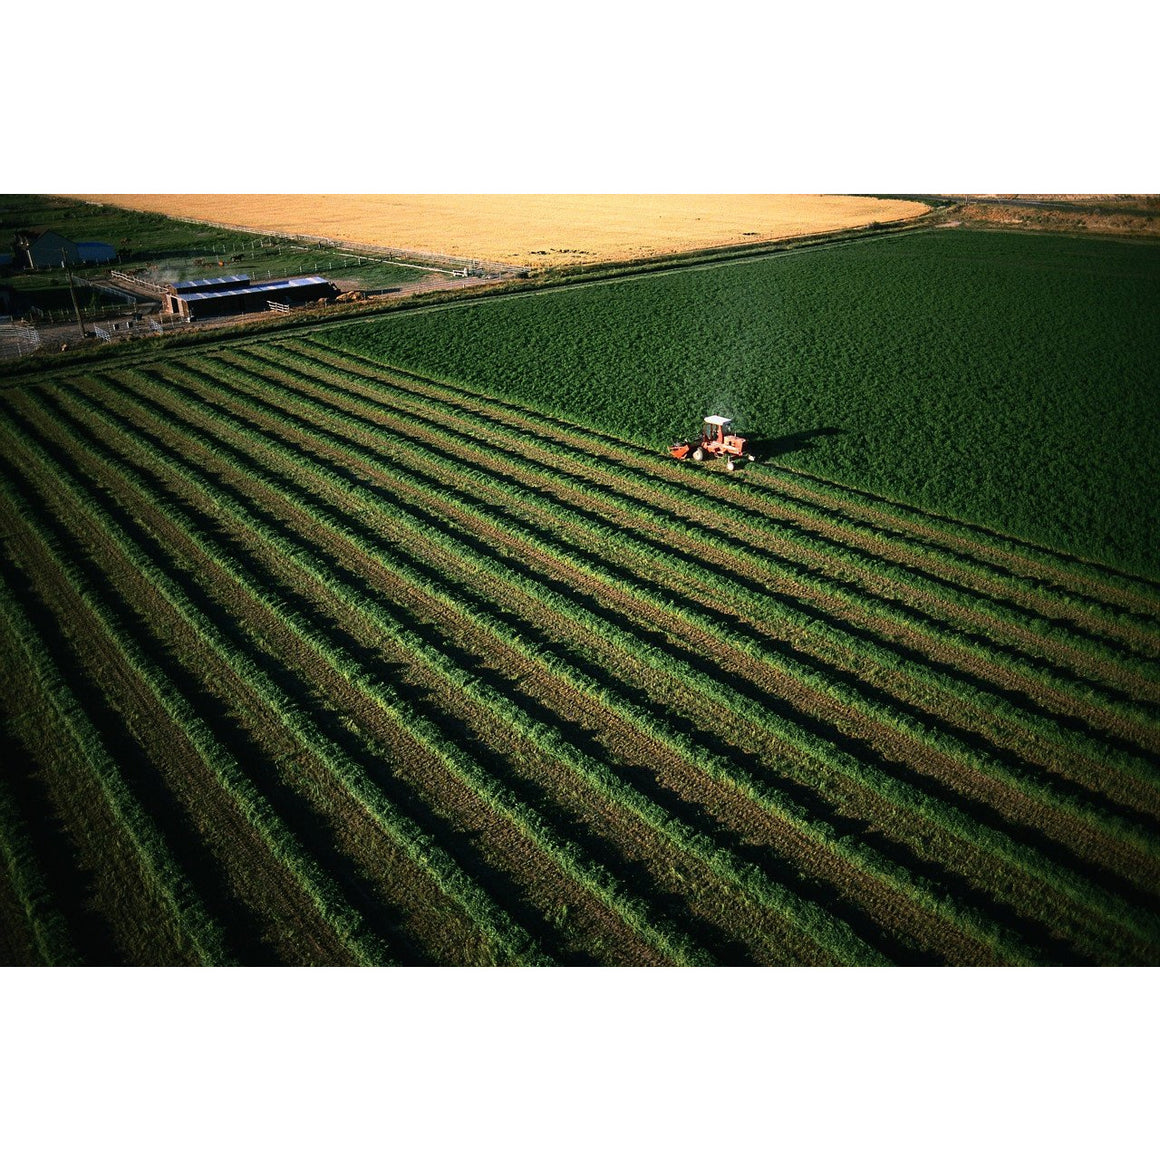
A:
15,230,117,269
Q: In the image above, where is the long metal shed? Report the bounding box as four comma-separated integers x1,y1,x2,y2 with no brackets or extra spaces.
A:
165,274,335,319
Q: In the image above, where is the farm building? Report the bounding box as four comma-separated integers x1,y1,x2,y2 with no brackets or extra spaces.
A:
76,241,118,263
163,274,251,311
164,273,337,320
14,230,117,269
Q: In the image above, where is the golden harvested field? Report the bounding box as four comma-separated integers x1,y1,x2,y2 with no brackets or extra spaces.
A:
74,194,930,267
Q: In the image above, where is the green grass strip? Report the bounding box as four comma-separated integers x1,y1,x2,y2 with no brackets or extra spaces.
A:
0,461,397,968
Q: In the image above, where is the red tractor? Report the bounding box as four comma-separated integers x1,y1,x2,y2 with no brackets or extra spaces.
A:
669,415,755,471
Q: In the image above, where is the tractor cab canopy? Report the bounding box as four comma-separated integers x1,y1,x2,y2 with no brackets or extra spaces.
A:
703,415,733,436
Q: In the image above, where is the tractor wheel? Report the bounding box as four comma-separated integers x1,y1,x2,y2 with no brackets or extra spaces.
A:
691,447,704,462
726,458,736,472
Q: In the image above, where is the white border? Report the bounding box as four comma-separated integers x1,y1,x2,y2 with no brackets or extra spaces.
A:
3,967,1154,1157
3,5,1154,1155
9,5,1158,192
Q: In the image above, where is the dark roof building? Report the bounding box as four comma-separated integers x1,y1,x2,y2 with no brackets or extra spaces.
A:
15,230,117,269
76,241,117,263
16,229,77,269
170,274,252,293
164,274,336,319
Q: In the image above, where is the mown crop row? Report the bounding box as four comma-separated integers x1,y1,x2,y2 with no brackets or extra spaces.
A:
3,329,1158,964
58,354,1160,960
9,376,811,964
0,729,80,967
52,369,1004,964
283,338,1160,693
120,352,1158,956
226,340,1160,799
0,541,231,965
48,370,895,965
0,403,571,966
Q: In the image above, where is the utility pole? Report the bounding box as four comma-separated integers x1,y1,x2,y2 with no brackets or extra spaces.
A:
63,248,85,339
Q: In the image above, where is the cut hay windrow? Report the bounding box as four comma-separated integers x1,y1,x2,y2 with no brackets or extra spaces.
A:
263,340,1160,729
169,350,1160,877
81,363,1160,963
54,374,890,966
99,357,1160,961
56,378,988,960
0,541,233,967
743,461,1160,617
25,384,730,967
0,760,80,967
0,403,550,968
215,344,1160,788
0,427,402,966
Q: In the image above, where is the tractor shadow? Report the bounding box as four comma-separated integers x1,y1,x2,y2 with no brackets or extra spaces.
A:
750,427,844,461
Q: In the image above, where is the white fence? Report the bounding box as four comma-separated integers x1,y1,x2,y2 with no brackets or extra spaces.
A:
108,270,169,297
72,274,137,305
0,322,43,360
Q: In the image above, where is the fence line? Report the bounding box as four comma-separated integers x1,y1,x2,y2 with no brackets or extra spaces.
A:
71,275,137,306
108,270,169,296
24,302,155,325
0,322,42,360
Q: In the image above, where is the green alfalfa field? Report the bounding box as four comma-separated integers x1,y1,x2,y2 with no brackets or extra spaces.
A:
322,228,1160,579
1,224,1158,966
